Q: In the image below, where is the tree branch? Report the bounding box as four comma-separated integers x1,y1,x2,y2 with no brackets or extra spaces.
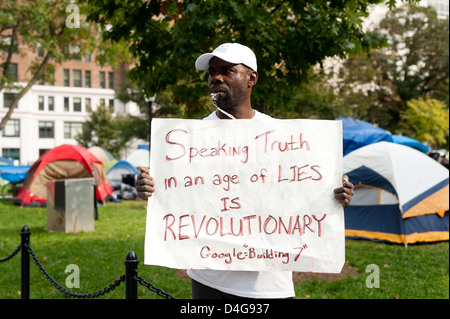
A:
0,22,66,130
0,25,18,92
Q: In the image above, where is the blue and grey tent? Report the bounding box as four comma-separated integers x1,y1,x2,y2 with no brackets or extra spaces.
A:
343,142,449,245
338,117,394,156
106,160,140,200
106,160,139,188
391,134,430,154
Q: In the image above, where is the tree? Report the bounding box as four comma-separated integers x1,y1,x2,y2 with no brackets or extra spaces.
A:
398,97,449,148
0,0,130,130
84,0,418,118
270,66,343,120
378,4,449,105
1,0,77,130
333,4,449,132
75,105,144,158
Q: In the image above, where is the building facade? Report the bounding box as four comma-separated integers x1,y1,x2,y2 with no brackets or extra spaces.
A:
1,41,142,165
426,0,449,19
365,0,449,29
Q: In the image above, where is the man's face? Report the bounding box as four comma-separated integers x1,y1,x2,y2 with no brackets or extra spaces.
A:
208,57,252,110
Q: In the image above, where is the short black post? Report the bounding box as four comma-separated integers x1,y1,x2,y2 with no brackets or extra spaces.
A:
20,225,30,299
124,250,138,299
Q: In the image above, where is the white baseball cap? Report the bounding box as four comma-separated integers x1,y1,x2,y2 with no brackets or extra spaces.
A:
195,43,257,71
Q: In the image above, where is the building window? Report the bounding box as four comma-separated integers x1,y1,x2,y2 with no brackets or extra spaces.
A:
3,93,18,109
64,97,70,112
64,122,83,139
108,72,114,89
85,98,91,112
100,98,105,107
99,71,105,88
2,148,20,162
39,121,54,138
1,36,18,53
38,68,54,86
2,119,20,137
71,45,81,60
63,69,70,86
37,43,45,58
84,48,92,62
109,99,114,111
73,97,81,112
6,63,18,82
38,96,44,111
85,70,91,88
39,149,50,157
73,70,82,87
48,96,54,111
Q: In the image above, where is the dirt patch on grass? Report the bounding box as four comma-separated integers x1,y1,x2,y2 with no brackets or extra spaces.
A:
176,269,190,280
293,261,360,284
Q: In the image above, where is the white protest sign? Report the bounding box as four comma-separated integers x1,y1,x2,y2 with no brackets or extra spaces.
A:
144,118,344,273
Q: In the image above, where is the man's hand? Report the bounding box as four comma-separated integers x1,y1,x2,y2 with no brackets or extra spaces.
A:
334,175,354,208
136,167,155,200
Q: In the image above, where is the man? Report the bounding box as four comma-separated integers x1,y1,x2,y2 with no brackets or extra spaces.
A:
136,43,354,299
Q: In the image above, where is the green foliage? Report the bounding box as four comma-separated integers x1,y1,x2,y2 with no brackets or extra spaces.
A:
75,105,146,158
398,97,449,147
379,4,449,105
0,0,131,130
329,4,449,141
84,0,418,118
0,0,84,88
272,68,343,120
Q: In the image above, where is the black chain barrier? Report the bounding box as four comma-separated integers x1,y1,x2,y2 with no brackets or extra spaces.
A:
0,225,176,299
0,244,20,263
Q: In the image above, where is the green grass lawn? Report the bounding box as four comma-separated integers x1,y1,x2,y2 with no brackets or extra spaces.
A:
0,198,448,299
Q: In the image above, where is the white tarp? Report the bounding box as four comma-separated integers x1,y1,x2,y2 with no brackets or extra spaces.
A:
144,118,345,272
